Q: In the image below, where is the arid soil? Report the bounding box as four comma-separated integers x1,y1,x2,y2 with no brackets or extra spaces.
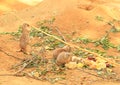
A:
0,0,120,85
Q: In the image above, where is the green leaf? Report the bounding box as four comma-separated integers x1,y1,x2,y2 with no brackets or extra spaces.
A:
117,45,120,51
32,43,42,47
96,16,104,21
72,37,92,44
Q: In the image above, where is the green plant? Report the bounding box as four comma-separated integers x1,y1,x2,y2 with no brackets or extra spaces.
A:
110,27,120,33
44,36,65,50
0,27,22,38
30,26,51,38
36,17,55,27
95,16,104,21
116,45,120,51
32,43,42,47
73,49,87,57
94,36,115,50
72,37,93,44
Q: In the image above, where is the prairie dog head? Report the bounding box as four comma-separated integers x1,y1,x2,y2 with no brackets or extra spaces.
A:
56,52,72,65
63,52,72,61
53,45,71,59
22,23,30,33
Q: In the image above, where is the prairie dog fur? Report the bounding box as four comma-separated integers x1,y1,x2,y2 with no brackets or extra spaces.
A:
56,52,72,65
53,45,71,59
19,23,31,54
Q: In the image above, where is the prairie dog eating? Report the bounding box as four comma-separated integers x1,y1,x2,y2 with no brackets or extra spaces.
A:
19,23,31,54
53,45,71,59
56,52,72,65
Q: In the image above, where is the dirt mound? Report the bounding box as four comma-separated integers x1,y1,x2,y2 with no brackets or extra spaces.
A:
1,0,120,43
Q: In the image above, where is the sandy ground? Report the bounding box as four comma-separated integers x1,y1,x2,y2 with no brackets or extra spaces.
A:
0,0,120,85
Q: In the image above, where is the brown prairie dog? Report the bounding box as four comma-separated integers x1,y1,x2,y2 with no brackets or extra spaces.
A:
53,45,71,59
56,52,72,65
19,23,31,54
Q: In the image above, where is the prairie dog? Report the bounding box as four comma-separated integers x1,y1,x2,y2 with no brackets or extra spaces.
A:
56,52,72,65
19,23,31,54
53,45,71,59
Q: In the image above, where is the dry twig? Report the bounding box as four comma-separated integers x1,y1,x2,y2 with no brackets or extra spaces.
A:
0,48,23,60
54,26,66,42
0,57,35,76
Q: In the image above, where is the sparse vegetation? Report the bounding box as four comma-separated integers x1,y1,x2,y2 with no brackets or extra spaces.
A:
1,1,120,85
0,17,120,84
0,27,22,39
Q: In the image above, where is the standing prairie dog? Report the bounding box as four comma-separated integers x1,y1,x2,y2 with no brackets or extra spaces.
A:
19,23,31,54
53,45,71,59
56,52,72,65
